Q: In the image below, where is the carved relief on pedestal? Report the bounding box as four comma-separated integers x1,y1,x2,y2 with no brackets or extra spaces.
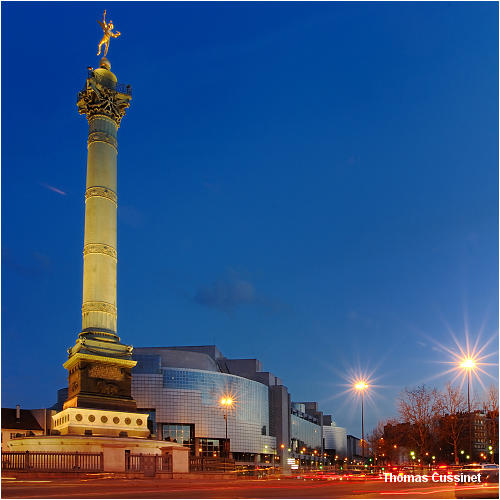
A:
67,364,83,399
96,380,119,395
88,363,124,381
67,360,133,403
86,361,131,398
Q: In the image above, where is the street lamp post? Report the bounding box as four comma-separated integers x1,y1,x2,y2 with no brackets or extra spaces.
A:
361,392,364,461
355,381,368,463
220,397,233,470
460,359,475,461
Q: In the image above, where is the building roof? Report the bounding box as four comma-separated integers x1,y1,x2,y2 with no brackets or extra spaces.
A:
133,348,220,372
1,408,43,431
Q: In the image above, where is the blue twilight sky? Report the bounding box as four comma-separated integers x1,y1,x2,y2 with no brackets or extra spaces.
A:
2,1,498,436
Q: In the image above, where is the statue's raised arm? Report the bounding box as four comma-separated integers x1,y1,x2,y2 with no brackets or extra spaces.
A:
97,10,107,30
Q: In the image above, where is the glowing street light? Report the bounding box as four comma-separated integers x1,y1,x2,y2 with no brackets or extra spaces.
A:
354,380,369,462
461,359,475,369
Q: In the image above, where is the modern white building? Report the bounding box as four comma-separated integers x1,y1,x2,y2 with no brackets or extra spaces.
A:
132,347,276,463
323,422,347,457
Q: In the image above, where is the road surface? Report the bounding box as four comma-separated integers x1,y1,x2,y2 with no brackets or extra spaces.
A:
2,476,477,498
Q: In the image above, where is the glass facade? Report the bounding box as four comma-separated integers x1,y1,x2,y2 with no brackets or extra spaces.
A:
290,414,322,451
132,355,276,454
323,424,347,456
161,423,193,448
199,438,222,457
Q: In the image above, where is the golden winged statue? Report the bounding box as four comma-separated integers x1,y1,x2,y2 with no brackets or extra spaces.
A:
97,10,121,57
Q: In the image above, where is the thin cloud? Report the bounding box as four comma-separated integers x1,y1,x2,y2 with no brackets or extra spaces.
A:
193,271,289,314
194,277,256,312
40,182,66,196
3,248,51,279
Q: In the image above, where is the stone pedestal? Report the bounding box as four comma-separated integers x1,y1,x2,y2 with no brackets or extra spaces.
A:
52,408,149,438
63,353,137,413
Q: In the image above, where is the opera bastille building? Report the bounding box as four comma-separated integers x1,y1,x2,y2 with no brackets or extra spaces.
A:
52,345,348,468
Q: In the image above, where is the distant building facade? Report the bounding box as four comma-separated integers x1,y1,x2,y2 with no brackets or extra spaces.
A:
290,403,322,453
1,407,53,451
127,345,346,466
347,434,362,460
461,410,492,459
323,422,348,458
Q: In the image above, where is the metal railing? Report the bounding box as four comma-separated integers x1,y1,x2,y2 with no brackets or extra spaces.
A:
125,453,172,473
190,456,236,472
1,451,103,472
86,70,132,95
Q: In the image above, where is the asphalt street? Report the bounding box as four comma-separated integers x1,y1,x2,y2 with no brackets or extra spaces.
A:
2,476,484,499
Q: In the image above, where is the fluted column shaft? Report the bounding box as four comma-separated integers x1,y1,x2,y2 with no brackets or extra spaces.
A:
82,115,119,334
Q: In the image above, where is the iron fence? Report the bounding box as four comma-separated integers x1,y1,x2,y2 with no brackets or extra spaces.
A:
1,451,103,472
125,453,172,473
86,70,132,95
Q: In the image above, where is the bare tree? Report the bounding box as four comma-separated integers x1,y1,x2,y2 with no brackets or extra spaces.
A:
482,385,499,463
367,421,386,462
398,385,440,458
436,383,467,464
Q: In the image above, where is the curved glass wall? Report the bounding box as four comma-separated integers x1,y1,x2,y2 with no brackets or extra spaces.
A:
132,364,276,454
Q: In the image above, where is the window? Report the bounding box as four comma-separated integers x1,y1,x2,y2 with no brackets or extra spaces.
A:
199,438,221,457
162,423,194,450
